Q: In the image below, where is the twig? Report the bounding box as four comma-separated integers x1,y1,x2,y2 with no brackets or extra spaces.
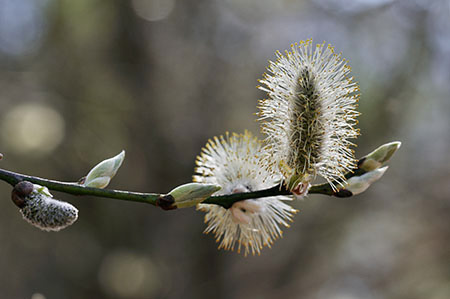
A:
0,168,160,205
0,167,351,209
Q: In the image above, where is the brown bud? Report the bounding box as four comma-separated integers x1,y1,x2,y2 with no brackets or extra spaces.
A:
0,153,3,160
77,176,86,185
156,194,177,210
11,181,34,208
333,189,353,198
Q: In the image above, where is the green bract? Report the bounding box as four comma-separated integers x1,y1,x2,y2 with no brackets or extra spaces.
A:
169,183,221,208
359,142,401,172
84,150,125,189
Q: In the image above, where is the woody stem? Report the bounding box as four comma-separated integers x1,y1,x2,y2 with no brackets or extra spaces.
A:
0,165,357,209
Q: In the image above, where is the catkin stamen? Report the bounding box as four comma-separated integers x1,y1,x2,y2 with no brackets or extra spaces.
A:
258,40,360,189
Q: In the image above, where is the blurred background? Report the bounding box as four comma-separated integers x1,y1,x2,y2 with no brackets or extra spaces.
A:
0,0,449,298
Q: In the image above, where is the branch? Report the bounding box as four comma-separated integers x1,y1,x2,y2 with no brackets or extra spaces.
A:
0,168,160,205
0,167,343,209
0,141,399,209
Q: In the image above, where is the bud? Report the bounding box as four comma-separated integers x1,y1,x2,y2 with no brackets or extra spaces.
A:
11,181,34,208
343,166,389,195
291,181,311,200
84,150,125,189
15,183,78,231
168,183,221,208
358,141,401,172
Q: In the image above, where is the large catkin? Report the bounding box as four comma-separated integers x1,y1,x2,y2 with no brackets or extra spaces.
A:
258,39,360,189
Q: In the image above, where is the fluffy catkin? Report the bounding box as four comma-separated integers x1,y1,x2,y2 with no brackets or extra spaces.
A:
20,185,78,231
258,39,360,189
194,131,297,256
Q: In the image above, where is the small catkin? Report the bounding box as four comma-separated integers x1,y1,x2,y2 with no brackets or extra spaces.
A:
20,185,78,232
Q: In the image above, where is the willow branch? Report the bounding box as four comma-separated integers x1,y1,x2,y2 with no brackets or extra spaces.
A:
0,168,160,205
0,166,351,209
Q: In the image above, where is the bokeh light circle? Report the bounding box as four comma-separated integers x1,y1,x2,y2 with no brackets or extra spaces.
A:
1,103,65,156
98,250,161,298
132,0,175,22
